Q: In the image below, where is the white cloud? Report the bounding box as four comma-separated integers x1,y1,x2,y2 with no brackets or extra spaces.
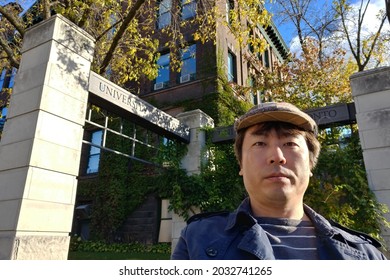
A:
289,36,303,57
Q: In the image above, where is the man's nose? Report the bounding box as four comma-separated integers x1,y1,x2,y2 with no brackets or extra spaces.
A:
268,146,286,165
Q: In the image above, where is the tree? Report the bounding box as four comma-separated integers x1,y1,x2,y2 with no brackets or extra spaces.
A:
0,3,24,69
0,0,271,88
269,0,389,72
386,0,390,24
306,130,390,242
334,0,389,71
251,38,355,109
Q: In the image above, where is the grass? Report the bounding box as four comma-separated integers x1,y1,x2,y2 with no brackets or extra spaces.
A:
68,251,171,260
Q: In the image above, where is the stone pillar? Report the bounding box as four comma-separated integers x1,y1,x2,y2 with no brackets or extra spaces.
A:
350,66,390,252
0,15,95,259
171,110,214,251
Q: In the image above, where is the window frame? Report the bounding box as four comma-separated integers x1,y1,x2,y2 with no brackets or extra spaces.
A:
180,43,196,82
155,52,170,89
157,0,172,29
227,50,237,83
0,69,6,90
181,0,197,20
226,0,234,25
86,129,103,174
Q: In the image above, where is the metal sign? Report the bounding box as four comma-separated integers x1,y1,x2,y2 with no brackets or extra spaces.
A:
212,103,357,143
88,71,190,143
305,103,356,127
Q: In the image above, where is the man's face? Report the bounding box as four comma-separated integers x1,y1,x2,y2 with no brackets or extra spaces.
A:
239,124,312,212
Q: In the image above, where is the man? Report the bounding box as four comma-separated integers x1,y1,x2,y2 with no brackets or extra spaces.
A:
171,102,386,260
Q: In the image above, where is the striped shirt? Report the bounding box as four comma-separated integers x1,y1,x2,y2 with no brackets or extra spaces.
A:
256,217,319,260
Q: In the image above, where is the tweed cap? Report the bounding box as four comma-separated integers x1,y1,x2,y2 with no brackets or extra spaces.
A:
234,102,318,135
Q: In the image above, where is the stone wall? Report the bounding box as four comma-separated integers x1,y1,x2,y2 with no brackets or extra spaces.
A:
350,66,390,255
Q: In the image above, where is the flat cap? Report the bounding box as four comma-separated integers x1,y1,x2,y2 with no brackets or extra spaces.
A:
234,102,318,135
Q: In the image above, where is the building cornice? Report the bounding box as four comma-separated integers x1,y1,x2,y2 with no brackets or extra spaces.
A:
258,19,290,61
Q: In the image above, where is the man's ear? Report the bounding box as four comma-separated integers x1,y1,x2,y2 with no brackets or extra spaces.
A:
239,168,243,176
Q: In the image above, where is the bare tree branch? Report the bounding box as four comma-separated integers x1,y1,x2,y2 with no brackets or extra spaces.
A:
361,12,387,69
336,0,359,65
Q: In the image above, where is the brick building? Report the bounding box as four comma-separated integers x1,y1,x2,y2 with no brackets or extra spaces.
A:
137,0,289,118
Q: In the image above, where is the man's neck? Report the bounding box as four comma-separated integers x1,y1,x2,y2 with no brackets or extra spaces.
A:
250,200,308,220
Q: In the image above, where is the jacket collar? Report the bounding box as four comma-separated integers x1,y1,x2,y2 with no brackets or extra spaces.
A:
226,197,336,236
224,198,381,259
303,204,335,236
226,198,256,231
225,198,276,259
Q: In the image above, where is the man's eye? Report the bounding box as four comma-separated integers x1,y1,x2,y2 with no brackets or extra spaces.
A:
285,142,298,147
254,142,266,146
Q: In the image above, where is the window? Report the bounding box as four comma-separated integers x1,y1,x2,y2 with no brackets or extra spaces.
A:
8,68,16,88
1,107,8,118
86,130,103,174
248,29,254,53
107,14,117,40
227,50,237,82
157,0,172,29
0,69,6,90
0,68,17,90
155,53,170,89
180,44,196,83
264,49,270,68
0,107,7,131
226,0,234,25
248,76,259,105
182,0,196,20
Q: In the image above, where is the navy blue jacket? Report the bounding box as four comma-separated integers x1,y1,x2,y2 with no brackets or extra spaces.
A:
171,198,386,260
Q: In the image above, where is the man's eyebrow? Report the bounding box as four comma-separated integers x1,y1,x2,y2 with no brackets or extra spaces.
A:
251,128,299,138
251,129,268,136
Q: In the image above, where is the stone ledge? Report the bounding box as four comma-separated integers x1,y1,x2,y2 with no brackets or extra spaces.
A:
350,66,390,97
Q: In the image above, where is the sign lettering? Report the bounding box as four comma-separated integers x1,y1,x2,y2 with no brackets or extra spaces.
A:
88,71,190,142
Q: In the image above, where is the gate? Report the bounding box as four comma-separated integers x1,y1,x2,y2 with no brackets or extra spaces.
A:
73,72,191,244
85,71,189,165
0,15,213,259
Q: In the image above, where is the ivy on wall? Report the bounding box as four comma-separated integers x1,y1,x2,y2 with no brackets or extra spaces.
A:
76,115,191,242
306,128,390,242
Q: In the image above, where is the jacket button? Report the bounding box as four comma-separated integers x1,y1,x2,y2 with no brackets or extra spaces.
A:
206,248,218,257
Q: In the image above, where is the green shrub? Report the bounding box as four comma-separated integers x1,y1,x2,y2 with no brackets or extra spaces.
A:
69,236,171,255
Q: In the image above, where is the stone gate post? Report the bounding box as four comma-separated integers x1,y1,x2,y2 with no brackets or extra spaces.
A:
350,66,390,253
171,110,214,251
0,15,95,259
